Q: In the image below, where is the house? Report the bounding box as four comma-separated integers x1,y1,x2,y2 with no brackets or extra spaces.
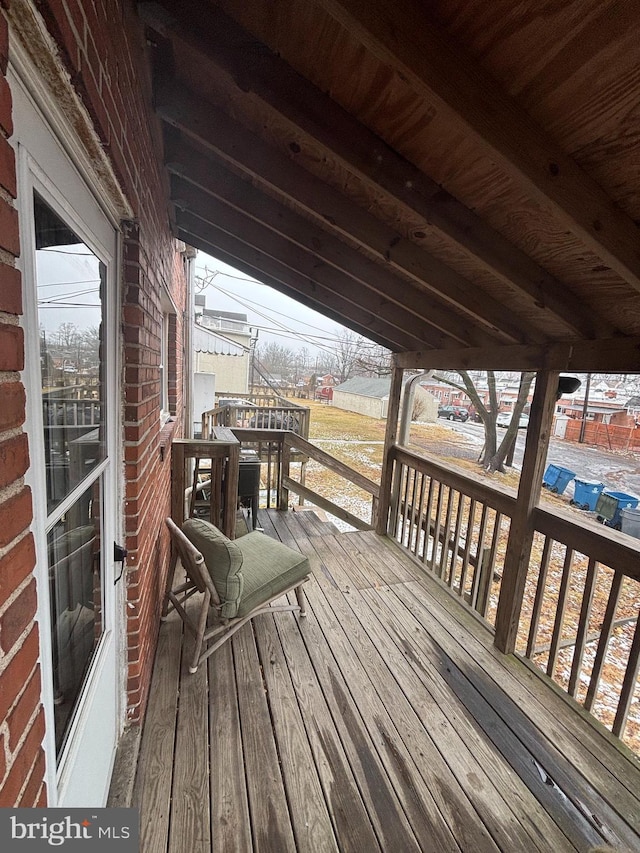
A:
333,377,437,422
2,2,640,846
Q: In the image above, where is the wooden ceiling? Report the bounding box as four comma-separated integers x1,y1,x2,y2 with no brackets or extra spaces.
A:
138,0,640,370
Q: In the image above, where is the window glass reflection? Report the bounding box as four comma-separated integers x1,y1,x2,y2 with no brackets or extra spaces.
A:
48,482,103,755
35,193,106,513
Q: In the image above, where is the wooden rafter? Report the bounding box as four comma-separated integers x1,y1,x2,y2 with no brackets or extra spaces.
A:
176,210,439,352
172,184,465,350
168,159,503,349
314,0,640,291
140,0,610,339
157,85,540,346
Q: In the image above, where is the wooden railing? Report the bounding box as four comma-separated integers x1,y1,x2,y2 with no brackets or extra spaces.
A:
280,433,379,531
202,398,310,441
389,447,515,621
171,434,240,538
386,445,640,748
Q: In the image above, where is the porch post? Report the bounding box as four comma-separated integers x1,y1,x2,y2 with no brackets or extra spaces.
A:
494,367,560,653
376,359,404,535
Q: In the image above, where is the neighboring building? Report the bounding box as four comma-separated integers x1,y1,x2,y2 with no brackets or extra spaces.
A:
0,5,191,808
333,377,437,421
194,300,252,396
193,323,250,399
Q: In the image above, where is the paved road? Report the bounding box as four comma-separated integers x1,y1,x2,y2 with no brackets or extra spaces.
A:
439,419,640,498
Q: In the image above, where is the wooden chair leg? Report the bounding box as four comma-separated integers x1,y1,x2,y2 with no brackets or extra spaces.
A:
161,548,179,619
190,588,211,673
295,584,307,616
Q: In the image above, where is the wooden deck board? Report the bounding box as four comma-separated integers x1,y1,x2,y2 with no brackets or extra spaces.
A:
208,640,252,853
300,529,571,852
133,510,640,853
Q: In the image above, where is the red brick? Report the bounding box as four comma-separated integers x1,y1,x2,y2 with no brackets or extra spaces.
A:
0,323,23,371
0,578,37,653
0,14,8,74
0,264,22,314
8,668,41,750
17,749,46,807
0,133,16,197
0,73,12,136
0,534,35,607
0,487,32,549
0,733,5,782
0,433,29,489
0,711,45,807
0,627,39,724
0,200,19,255
0,381,25,431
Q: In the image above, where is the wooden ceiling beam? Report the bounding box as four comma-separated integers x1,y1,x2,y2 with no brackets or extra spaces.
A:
395,337,640,372
315,0,640,292
172,192,458,350
140,0,609,339
168,160,502,349
157,84,538,346
177,211,435,352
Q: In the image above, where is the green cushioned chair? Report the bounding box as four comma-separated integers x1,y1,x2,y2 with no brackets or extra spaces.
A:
164,517,310,672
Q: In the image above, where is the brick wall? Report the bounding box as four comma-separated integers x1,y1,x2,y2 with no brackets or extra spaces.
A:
0,0,189,802
30,0,189,719
0,1,46,806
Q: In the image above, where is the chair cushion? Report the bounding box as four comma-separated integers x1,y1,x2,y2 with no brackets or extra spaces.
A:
181,519,244,619
235,532,311,618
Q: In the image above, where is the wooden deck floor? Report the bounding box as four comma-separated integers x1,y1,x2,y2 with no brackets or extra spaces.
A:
132,509,640,853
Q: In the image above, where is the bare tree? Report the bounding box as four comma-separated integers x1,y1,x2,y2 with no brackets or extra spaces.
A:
435,370,535,472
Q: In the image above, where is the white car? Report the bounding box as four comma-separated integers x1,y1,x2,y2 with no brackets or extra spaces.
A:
496,412,529,428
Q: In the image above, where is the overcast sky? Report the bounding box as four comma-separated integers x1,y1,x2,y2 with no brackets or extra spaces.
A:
195,252,356,358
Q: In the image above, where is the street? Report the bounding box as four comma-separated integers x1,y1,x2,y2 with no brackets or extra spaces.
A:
441,419,640,498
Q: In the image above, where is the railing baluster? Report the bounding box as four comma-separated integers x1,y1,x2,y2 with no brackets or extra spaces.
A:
568,557,598,697
437,487,455,580
547,547,575,678
412,471,427,557
430,483,445,573
449,493,465,589
526,536,553,658
406,467,419,549
585,570,623,712
476,510,502,618
470,504,489,610
459,498,476,599
421,477,436,564
613,613,640,738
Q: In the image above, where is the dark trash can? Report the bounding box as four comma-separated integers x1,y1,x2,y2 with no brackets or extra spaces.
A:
595,491,639,530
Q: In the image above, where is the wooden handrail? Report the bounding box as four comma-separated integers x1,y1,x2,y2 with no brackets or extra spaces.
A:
286,433,380,498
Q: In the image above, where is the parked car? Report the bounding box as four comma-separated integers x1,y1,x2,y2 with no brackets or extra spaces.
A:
437,405,469,422
496,412,529,428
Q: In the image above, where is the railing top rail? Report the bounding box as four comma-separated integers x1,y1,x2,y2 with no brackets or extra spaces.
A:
286,433,380,498
392,445,517,516
533,506,640,580
392,444,640,582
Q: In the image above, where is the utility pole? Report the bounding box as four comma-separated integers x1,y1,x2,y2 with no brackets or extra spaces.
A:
579,373,591,443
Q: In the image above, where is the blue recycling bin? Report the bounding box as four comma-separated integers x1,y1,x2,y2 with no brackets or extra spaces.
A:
542,464,576,495
595,491,639,529
570,479,604,511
